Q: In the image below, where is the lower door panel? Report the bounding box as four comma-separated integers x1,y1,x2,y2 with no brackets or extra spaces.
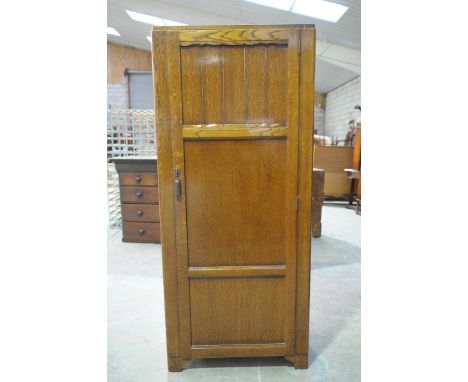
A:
189,277,286,345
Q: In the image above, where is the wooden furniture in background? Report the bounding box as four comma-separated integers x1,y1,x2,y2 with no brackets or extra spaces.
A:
352,126,361,200
312,168,325,237
112,157,160,243
347,125,361,213
351,126,361,170
314,145,354,197
153,24,315,371
344,168,361,214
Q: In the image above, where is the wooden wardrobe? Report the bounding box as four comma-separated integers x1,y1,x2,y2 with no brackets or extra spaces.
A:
152,24,315,371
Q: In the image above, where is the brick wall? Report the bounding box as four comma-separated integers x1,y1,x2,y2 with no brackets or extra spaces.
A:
107,82,128,109
324,76,361,140
314,106,325,135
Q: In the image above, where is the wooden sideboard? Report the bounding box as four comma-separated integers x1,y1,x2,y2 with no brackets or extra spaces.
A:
314,145,353,197
153,24,315,371
112,157,160,243
312,168,325,238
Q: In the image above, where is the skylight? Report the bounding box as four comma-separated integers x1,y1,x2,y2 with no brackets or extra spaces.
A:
126,10,187,26
245,0,348,23
292,0,348,23
107,27,120,36
163,19,187,26
245,0,294,11
126,10,164,25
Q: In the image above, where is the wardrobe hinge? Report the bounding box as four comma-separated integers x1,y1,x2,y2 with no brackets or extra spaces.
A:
295,196,300,211
293,335,296,346
298,39,302,55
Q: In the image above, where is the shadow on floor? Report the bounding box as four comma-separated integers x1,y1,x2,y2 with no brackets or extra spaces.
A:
185,356,291,369
312,235,360,269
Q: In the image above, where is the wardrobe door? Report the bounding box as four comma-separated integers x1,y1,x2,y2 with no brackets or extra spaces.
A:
154,26,312,363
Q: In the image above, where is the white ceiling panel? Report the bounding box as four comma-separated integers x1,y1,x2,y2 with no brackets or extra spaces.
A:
315,59,358,93
107,0,361,93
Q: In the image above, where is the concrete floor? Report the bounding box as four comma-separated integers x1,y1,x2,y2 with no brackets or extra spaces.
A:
108,204,360,382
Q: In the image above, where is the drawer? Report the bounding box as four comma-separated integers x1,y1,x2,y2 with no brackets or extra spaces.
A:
123,222,161,243
120,186,159,203
119,172,158,186
122,204,160,222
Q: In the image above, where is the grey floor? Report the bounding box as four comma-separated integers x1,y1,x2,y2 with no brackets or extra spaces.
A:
108,204,361,382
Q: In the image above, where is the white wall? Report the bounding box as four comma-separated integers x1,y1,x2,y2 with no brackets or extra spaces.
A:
324,76,361,139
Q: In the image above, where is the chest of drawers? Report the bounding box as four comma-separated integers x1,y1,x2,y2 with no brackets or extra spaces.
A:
112,158,160,243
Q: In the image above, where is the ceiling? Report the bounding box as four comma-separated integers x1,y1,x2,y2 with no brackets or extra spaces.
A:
107,0,360,93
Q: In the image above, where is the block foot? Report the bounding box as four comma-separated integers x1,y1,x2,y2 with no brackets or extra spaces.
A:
284,354,308,369
168,357,190,372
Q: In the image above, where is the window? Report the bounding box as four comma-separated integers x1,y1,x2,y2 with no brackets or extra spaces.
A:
128,71,154,109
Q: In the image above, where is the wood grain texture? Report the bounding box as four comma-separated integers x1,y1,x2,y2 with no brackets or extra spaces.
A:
323,172,352,196
167,357,189,372
295,27,315,359
312,169,324,238
190,278,286,344
119,186,158,203
121,204,160,222
184,139,286,267
283,28,300,354
222,47,245,123
152,30,181,360
153,25,315,369
183,124,287,138
166,31,193,359
112,158,157,173
113,158,161,243
284,354,309,369
118,172,158,186
314,145,354,196
179,29,288,45
188,265,286,278
201,46,223,124
122,221,161,243
192,343,287,358
245,46,267,124
107,42,151,84
314,145,354,172
180,45,287,126
181,46,203,125
112,160,157,173
266,45,287,124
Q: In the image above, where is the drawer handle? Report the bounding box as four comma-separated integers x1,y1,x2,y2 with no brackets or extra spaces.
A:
135,175,142,183
136,192,144,197
138,228,145,235
137,210,144,216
